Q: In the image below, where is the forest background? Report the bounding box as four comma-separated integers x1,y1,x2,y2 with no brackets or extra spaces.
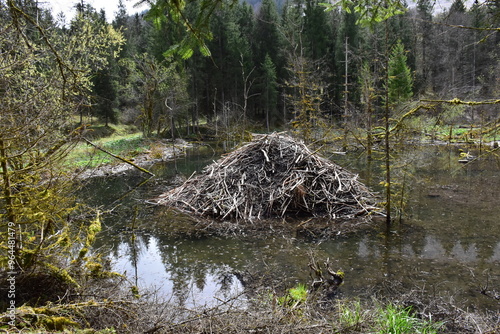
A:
37,0,500,142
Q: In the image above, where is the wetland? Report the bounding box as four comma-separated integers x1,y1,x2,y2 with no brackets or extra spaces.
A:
85,142,500,313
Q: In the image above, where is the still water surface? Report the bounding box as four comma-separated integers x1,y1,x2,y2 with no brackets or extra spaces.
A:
85,144,500,311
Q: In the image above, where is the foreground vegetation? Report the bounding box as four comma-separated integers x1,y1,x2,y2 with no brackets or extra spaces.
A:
2,272,498,333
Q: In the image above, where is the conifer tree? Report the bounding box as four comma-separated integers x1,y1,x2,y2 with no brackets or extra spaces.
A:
323,0,407,225
254,0,283,67
415,0,434,93
254,0,285,87
93,65,117,126
334,6,359,106
303,0,330,60
92,8,119,125
388,40,413,103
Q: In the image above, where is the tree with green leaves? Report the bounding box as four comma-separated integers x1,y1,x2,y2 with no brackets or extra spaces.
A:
133,54,171,137
0,0,123,282
322,0,406,27
140,0,225,59
127,53,189,137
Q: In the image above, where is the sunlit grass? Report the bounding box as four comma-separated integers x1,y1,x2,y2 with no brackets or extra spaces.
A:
63,130,147,170
335,300,444,334
374,303,443,334
338,299,365,330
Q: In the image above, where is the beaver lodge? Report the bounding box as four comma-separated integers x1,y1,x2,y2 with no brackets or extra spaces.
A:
158,133,379,221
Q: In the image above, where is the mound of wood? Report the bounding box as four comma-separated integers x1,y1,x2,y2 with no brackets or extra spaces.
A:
158,133,378,221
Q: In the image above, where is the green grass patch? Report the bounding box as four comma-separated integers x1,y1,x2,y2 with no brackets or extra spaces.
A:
374,303,443,334
335,300,444,333
276,283,308,308
64,131,148,170
338,299,365,330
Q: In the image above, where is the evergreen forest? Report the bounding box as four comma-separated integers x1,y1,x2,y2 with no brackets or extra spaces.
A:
24,0,500,142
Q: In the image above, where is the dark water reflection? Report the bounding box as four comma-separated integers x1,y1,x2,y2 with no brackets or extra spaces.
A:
85,143,500,311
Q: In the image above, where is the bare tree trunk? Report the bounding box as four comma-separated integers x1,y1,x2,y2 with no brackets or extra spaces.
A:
384,21,392,226
343,36,349,151
213,88,218,137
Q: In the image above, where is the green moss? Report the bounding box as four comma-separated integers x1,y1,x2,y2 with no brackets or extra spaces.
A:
43,263,80,288
39,315,79,331
288,284,308,303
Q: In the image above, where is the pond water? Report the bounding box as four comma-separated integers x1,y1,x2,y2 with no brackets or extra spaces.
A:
85,143,500,311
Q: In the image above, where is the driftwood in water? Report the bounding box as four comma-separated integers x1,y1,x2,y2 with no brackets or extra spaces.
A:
158,133,378,221
309,258,344,299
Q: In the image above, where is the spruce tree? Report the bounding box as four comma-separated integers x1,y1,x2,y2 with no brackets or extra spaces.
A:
251,0,284,126
388,40,413,103
303,0,330,60
415,0,434,94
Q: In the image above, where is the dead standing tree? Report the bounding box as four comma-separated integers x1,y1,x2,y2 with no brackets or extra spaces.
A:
158,133,379,221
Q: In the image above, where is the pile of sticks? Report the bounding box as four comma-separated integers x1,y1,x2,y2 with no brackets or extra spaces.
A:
158,133,378,221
